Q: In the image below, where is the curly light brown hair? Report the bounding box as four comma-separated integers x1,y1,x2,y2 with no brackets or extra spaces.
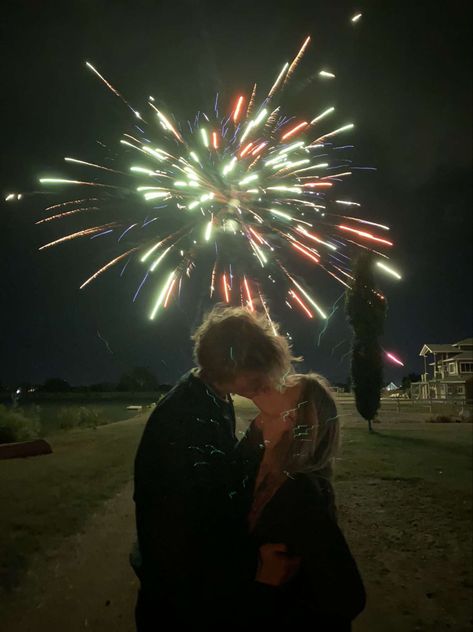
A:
191,303,302,386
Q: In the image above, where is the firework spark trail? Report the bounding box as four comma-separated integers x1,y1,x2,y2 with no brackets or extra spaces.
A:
86,61,141,118
36,206,100,224
80,248,138,289
317,292,345,346
39,224,117,250
268,62,289,99
385,351,405,366
13,27,399,326
97,330,114,354
282,36,311,89
64,157,128,175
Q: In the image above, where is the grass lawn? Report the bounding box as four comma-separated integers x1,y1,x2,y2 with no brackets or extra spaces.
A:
0,417,146,597
335,422,472,632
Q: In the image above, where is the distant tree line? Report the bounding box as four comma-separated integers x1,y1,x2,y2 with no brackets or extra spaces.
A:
0,367,173,394
0,367,426,397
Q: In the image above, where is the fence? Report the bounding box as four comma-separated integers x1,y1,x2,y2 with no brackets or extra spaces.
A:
335,396,467,416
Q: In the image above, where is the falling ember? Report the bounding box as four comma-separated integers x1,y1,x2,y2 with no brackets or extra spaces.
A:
268,62,289,98
289,290,314,318
251,141,268,156
85,61,123,101
250,227,266,245
150,271,176,319
39,224,117,250
212,132,219,149
291,241,320,264
376,261,402,279
258,289,278,335
335,199,361,207
281,121,308,140
39,178,117,188
310,107,335,125
210,262,217,298
200,128,209,147
233,96,244,123
222,272,230,303
163,277,177,308
351,13,362,23
313,123,354,144
338,225,394,246
80,248,138,289
243,276,254,312
283,36,311,87
386,352,404,367
342,216,390,231
302,181,333,188
204,218,213,242
240,142,254,158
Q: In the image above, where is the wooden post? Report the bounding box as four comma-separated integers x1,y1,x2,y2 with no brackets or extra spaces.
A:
423,354,428,400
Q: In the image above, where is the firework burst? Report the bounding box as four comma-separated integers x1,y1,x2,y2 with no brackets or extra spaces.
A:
8,35,400,322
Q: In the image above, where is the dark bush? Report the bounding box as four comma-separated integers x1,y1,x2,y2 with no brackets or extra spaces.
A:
57,407,102,431
0,406,41,443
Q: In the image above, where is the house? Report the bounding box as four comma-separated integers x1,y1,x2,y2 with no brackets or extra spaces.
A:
411,338,473,399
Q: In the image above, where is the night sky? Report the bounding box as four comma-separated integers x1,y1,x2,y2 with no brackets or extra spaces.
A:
1,0,471,388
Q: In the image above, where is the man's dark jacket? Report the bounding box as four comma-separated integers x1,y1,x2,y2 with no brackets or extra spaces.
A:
133,369,251,626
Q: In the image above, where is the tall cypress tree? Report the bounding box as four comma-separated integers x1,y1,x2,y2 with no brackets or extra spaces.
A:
346,253,387,432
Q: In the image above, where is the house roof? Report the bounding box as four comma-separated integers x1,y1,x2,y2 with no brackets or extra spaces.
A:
438,352,473,363
419,344,460,356
453,338,473,347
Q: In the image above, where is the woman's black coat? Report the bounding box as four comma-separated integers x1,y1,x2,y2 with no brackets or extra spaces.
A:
237,420,367,630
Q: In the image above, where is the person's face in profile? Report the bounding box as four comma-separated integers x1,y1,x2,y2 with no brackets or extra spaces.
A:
252,381,303,417
227,372,272,399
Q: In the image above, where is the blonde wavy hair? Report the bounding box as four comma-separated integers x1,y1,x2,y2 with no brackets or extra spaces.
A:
284,372,340,478
248,372,340,530
191,303,302,386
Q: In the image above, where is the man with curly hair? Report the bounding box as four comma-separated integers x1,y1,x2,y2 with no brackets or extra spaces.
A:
133,304,300,629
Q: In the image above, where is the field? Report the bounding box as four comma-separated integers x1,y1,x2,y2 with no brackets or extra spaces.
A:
0,399,472,631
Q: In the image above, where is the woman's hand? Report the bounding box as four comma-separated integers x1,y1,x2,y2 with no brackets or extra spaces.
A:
255,543,301,587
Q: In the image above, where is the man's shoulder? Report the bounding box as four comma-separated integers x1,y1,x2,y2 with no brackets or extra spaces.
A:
148,370,195,413
143,372,217,435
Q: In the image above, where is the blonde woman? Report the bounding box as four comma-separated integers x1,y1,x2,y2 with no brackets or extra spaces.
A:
238,373,366,629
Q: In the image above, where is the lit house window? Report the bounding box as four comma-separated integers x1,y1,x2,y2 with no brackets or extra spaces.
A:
448,363,457,374
460,362,473,373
